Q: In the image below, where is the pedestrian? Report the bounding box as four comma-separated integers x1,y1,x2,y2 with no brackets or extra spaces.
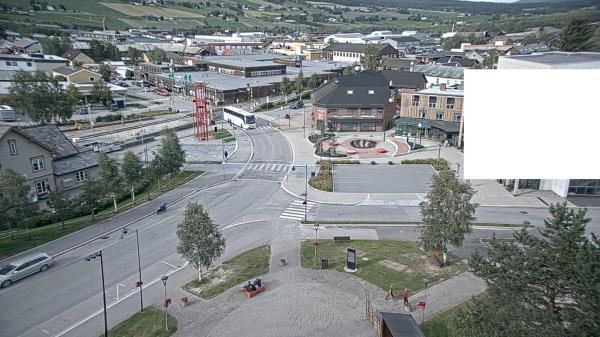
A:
403,288,409,305
385,284,396,301
224,150,228,159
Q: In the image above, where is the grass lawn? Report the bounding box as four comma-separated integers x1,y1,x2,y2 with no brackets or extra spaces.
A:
183,245,270,300
212,128,235,143
0,171,202,259
300,240,467,293
107,307,177,337
421,297,475,337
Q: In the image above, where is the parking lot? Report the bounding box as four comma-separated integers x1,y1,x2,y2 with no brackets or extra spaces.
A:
332,164,436,193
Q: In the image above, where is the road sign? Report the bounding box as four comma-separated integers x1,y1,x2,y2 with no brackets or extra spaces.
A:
347,248,356,271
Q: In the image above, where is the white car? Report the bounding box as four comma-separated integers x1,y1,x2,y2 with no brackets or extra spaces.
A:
0,253,55,288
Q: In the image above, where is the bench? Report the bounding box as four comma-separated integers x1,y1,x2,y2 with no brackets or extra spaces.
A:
333,236,351,243
431,254,444,267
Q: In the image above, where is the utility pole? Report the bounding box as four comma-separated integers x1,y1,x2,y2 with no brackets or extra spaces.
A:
85,251,107,337
135,230,144,312
303,105,306,138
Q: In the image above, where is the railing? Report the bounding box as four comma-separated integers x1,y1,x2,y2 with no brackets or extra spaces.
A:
365,291,382,337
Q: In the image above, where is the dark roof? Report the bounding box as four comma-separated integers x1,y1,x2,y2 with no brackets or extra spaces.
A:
380,313,426,337
323,43,396,54
21,125,79,158
53,150,98,175
437,57,476,67
383,58,417,70
62,49,93,61
397,117,461,133
313,70,424,108
412,64,464,79
390,36,421,43
0,125,55,153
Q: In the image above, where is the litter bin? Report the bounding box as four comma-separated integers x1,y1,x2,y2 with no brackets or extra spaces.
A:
321,257,328,269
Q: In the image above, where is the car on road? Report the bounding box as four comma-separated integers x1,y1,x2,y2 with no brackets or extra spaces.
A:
0,253,55,288
290,101,304,109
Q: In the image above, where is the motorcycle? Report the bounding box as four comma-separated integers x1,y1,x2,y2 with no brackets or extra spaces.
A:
156,203,167,215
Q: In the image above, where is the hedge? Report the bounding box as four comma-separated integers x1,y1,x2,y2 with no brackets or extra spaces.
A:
401,158,450,171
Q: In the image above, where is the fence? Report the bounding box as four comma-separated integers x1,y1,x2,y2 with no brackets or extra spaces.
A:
365,291,382,337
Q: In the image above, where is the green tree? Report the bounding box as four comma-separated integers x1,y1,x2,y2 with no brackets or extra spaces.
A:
443,35,465,50
65,84,80,103
8,70,76,123
98,153,123,213
280,76,292,103
454,203,597,337
89,40,120,61
308,73,321,89
127,47,141,65
152,128,186,185
48,189,70,229
121,151,143,205
419,170,478,265
79,180,102,220
40,37,70,56
176,202,226,281
558,19,594,52
98,64,112,82
90,80,112,107
343,64,357,75
2,169,38,240
295,70,304,96
362,45,382,70
152,48,166,63
125,69,134,79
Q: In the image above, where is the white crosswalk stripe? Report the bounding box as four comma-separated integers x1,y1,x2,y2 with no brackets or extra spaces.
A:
280,199,316,220
256,126,272,130
244,163,289,173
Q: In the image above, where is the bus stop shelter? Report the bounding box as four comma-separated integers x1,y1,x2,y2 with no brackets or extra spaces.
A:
380,312,425,337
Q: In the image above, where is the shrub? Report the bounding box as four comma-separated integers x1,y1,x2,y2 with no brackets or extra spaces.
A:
318,160,360,165
308,160,333,192
95,114,123,123
401,158,450,171
22,212,61,229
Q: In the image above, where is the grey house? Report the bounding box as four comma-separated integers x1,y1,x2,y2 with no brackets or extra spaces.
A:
0,125,98,207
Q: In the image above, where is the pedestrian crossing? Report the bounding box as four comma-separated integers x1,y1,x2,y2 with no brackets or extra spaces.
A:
280,199,316,221
245,163,289,172
254,125,273,130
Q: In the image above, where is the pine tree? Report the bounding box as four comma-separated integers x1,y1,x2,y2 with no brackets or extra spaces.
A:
419,170,478,265
176,202,226,281
455,203,597,337
558,19,593,52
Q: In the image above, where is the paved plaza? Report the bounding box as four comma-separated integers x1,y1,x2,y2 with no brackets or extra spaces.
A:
333,164,435,193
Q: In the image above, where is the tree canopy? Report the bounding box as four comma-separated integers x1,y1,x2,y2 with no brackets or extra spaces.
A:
90,80,112,107
89,40,120,61
152,128,186,178
558,19,594,52
362,45,382,70
40,37,70,56
176,202,226,281
8,71,77,123
454,203,599,337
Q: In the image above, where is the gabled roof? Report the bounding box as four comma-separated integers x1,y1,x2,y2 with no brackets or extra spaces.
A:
53,150,98,175
52,66,100,77
20,125,79,158
62,49,93,61
323,43,396,54
436,57,476,67
412,64,464,79
389,36,421,43
0,125,55,153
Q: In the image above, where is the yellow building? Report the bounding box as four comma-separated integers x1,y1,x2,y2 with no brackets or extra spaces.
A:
52,66,102,84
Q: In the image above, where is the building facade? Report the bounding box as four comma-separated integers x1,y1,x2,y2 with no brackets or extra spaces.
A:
322,43,398,64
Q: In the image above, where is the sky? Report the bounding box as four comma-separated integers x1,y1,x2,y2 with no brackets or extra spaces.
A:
460,0,519,2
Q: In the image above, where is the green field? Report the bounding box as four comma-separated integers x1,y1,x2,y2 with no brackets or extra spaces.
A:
300,240,467,293
108,307,177,337
100,2,203,18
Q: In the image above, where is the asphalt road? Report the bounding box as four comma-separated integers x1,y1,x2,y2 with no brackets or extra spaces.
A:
0,119,294,337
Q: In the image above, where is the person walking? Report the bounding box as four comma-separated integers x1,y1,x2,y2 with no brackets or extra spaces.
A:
403,288,411,312
385,284,396,301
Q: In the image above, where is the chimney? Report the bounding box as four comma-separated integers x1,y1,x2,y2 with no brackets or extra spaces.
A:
440,83,446,91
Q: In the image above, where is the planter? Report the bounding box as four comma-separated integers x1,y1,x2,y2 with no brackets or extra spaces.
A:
346,150,357,155
180,296,189,307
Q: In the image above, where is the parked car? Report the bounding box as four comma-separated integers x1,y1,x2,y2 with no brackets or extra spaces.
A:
117,82,129,87
290,101,304,109
0,253,55,288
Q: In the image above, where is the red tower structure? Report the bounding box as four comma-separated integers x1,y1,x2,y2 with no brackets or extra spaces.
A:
193,82,211,141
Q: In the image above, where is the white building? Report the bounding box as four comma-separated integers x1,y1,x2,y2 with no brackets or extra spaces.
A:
324,33,366,44
497,51,600,198
411,64,464,87
0,53,67,82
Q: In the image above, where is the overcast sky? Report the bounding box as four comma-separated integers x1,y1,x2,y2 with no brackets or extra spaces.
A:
460,0,519,2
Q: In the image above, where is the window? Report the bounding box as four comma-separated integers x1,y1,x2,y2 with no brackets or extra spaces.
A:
453,113,462,122
27,62,33,67
411,96,420,107
346,90,353,95
8,139,17,155
436,112,444,120
361,122,376,131
75,170,88,183
419,110,427,118
348,108,359,116
361,108,373,116
89,77,95,82
368,90,375,95
5,61,17,66
446,98,455,109
31,156,45,171
428,96,437,108
36,179,49,194
327,108,338,115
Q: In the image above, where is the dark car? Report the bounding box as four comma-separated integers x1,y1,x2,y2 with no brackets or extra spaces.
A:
290,101,304,109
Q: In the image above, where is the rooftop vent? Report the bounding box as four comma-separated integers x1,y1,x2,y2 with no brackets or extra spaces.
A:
368,90,375,95
346,90,353,95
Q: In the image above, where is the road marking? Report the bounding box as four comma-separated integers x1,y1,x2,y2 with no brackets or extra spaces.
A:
53,262,189,337
161,260,179,269
280,215,304,220
41,329,49,334
220,218,271,231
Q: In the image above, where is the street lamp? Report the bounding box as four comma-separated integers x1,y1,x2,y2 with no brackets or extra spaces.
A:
313,224,320,265
161,275,169,332
85,251,108,337
417,122,423,145
437,143,442,165
135,230,144,312
422,278,430,324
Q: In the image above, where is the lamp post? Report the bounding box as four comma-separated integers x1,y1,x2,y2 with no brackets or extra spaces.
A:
418,122,423,145
135,230,144,312
304,164,308,222
422,278,430,324
313,224,320,265
437,143,442,165
161,275,169,332
85,251,107,337
303,105,306,139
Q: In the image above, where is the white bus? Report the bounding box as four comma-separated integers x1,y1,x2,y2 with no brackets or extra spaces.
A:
223,106,256,129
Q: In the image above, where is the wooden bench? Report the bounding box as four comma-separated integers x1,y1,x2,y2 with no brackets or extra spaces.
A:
431,254,444,267
333,236,351,243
